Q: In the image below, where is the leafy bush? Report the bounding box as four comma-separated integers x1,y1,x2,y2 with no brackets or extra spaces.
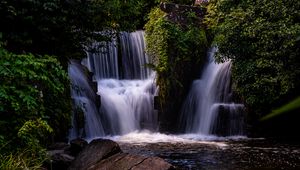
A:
18,119,53,150
0,47,71,147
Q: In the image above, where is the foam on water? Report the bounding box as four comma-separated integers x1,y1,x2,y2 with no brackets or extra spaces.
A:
91,131,248,147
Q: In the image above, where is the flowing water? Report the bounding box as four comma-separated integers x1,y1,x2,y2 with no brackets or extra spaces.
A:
69,31,157,139
180,48,245,136
112,132,300,170
68,31,300,169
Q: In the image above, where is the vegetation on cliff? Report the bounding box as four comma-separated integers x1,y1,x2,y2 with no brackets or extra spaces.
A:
145,6,208,131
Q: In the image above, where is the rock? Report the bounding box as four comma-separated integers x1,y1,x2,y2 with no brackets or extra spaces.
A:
160,2,206,27
154,96,160,110
49,153,75,170
68,139,122,170
211,104,245,136
69,138,176,170
48,142,70,150
46,142,74,170
89,153,176,170
69,138,88,156
131,156,176,170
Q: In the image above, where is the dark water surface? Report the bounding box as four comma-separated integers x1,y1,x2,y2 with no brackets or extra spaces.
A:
117,137,300,170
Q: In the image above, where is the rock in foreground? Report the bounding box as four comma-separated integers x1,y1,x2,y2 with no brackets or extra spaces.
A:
68,139,176,170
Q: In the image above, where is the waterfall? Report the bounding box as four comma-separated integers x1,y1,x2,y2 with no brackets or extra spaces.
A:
120,31,151,79
68,60,105,139
180,48,245,136
69,31,157,139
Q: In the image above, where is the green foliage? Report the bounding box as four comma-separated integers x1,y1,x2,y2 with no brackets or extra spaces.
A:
0,0,159,65
145,7,208,130
0,47,70,147
15,119,53,167
206,0,300,116
17,119,53,149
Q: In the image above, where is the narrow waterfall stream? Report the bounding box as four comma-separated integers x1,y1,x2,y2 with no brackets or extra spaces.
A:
180,48,245,136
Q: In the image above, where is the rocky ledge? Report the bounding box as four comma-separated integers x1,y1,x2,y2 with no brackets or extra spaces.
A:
47,138,176,170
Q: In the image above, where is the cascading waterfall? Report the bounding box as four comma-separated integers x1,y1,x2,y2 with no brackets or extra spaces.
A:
69,31,245,140
69,31,157,139
180,48,245,136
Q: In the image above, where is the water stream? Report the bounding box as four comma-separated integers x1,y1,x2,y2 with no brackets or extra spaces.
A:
180,48,245,136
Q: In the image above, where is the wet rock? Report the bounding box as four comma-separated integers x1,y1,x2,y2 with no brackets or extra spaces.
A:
68,139,122,170
211,104,245,136
89,153,176,170
131,156,176,170
69,139,176,170
69,138,88,156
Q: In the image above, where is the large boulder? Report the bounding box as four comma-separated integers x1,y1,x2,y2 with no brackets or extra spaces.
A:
68,139,122,170
89,153,176,170
68,139,176,170
48,150,75,170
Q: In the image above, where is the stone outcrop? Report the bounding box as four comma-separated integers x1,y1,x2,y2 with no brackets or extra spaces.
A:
160,2,206,28
68,139,176,170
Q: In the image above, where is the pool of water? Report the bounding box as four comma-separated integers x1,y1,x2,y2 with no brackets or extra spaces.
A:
110,131,300,170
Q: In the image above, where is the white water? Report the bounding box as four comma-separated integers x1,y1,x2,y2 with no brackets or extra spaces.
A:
180,48,245,136
98,75,157,135
69,31,157,140
112,131,246,145
84,37,119,79
120,31,151,79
